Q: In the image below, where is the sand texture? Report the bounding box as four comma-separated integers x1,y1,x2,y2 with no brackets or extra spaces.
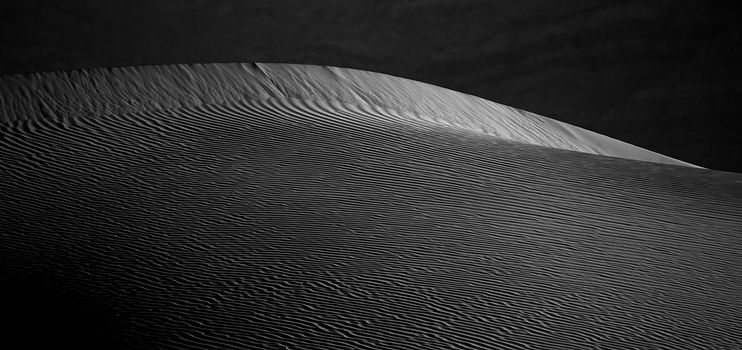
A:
1,64,741,349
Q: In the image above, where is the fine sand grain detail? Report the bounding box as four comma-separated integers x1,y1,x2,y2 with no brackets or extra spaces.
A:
1,64,740,349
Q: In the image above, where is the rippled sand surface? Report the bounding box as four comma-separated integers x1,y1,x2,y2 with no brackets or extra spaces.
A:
1,64,740,349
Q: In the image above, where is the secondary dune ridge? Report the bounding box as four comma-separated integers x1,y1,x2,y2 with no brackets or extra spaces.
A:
1,64,741,349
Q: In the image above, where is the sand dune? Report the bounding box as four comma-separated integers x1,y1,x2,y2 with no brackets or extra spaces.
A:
0,63,696,167
1,64,740,349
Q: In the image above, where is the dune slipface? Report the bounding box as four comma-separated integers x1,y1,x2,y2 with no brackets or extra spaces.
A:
0,63,740,349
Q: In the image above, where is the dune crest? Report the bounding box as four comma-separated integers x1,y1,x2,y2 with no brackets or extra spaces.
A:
0,63,696,167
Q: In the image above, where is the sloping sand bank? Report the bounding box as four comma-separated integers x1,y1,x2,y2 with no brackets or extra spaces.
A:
1,64,740,349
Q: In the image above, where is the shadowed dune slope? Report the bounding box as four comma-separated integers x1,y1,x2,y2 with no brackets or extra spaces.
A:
1,64,741,349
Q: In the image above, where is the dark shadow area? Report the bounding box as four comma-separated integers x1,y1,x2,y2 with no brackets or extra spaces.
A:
0,273,132,349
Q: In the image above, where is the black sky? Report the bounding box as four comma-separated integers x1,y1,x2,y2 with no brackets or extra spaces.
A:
1,0,740,172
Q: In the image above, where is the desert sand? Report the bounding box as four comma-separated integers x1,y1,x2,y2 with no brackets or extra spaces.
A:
1,63,740,349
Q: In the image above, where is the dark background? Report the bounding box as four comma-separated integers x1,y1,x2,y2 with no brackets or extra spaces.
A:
1,0,740,172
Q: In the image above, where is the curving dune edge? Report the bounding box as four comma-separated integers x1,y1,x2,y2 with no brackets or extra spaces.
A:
1,63,740,349
0,63,697,167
